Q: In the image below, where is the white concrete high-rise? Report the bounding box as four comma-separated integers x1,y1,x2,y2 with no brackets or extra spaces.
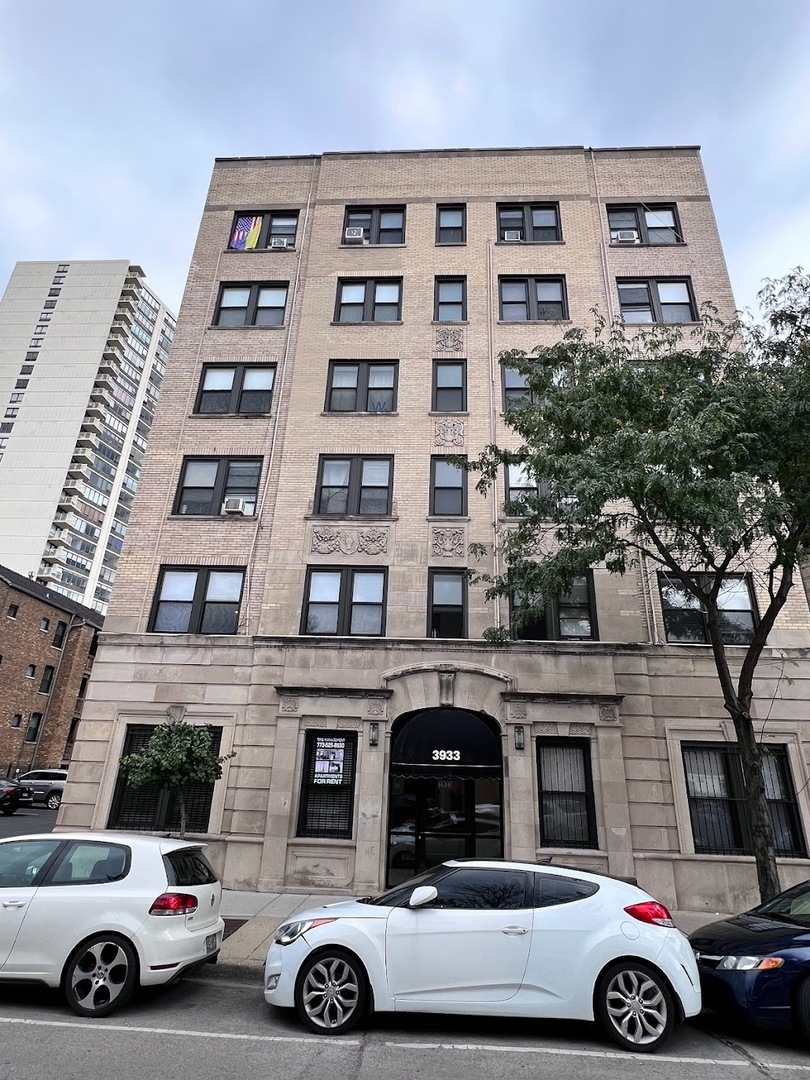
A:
0,260,175,613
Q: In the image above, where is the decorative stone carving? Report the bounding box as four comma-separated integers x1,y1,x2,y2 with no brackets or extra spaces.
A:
337,718,362,730
438,669,455,708
534,722,558,735
435,327,463,352
310,526,389,555
165,704,186,723
434,418,464,446
509,702,527,719
366,699,385,716
306,717,328,728
280,698,299,713
431,527,464,557
598,705,617,723
570,723,594,736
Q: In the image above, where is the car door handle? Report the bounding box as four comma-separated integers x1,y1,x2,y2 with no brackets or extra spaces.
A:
2,900,27,908
501,926,529,936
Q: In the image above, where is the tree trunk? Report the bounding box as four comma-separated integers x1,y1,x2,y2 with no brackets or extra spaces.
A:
729,707,781,902
178,792,187,840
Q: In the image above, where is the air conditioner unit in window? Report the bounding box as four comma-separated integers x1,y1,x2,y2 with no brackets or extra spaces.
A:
615,230,640,243
344,227,366,243
222,497,247,516
503,230,523,242
269,237,290,249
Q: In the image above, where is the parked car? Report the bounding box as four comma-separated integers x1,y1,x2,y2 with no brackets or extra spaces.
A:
690,878,810,1040
264,858,700,1052
16,768,68,810
0,779,33,815
0,832,224,1017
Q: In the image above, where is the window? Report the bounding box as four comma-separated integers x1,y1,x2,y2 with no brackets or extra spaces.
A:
511,574,597,641
50,842,129,885
25,351,38,361
436,204,466,244
25,713,43,743
297,731,358,839
228,210,299,250
11,714,22,728
537,739,598,849
213,283,288,327
434,277,466,322
7,604,18,619
428,868,528,909
608,204,682,245
40,618,50,631
10,393,23,403
315,455,392,516
432,360,466,412
430,456,467,515
5,409,19,420
428,569,466,638
0,840,61,886
506,462,547,506
57,264,69,273
683,743,806,857
326,361,397,413
195,364,275,415
52,621,67,648
175,457,262,516
499,277,567,321
335,278,402,323
618,278,695,323
43,299,57,309
1,424,14,435
659,573,756,645
497,202,560,242
533,873,599,908
48,288,60,297
343,206,405,245
302,568,386,635
39,665,55,694
149,566,245,634
26,664,36,678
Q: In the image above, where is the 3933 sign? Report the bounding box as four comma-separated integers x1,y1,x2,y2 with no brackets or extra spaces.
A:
432,749,461,762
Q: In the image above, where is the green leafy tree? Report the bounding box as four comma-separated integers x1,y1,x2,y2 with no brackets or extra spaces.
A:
119,715,235,838
469,270,810,902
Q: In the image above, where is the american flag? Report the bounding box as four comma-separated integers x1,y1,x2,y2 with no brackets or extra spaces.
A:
230,215,261,250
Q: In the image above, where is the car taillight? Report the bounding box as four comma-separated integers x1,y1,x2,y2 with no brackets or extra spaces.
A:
149,892,199,915
624,901,675,927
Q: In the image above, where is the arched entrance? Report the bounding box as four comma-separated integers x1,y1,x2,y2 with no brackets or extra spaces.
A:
386,708,504,886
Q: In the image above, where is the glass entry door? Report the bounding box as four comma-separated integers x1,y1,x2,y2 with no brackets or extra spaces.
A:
387,774,502,886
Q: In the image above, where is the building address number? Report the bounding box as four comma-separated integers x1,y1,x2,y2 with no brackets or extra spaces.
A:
432,750,461,761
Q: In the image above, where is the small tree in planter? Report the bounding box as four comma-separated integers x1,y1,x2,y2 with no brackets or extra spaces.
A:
119,714,235,839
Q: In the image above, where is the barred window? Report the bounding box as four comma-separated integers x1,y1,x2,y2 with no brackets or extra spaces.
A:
297,732,357,839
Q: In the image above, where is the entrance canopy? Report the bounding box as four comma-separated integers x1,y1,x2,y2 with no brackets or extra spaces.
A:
390,708,502,779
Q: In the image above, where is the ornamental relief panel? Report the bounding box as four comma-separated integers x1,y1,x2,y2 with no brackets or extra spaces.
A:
435,327,463,352
434,417,464,446
310,526,389,556
431,527,465,558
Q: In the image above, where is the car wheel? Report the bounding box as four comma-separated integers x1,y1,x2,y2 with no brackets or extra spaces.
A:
796,977,810,1042
595,960,675,1053
63,934,138,1018
1,808,14,815
47,791,62,810
294,948,368,1035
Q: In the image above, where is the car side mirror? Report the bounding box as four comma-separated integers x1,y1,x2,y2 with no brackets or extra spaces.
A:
408,885,438,908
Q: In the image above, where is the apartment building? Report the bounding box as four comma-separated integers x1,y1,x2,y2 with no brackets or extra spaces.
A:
0,261,175,613
62,147,810,911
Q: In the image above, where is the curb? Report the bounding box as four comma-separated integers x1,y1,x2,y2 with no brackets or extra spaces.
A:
194,958,265,983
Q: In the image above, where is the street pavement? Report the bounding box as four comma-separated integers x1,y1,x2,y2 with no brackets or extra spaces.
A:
0,805,57,837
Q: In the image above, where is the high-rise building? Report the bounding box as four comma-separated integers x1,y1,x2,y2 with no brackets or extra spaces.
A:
0,261,175,613
63,148,810,909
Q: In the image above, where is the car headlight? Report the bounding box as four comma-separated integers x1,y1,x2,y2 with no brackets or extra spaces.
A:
274,917,336,945
717,955,785,971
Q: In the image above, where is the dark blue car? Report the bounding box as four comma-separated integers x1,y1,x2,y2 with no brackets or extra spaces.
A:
690,879,810,1040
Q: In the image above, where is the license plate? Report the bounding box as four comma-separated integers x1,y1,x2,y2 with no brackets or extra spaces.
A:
205,933,218,955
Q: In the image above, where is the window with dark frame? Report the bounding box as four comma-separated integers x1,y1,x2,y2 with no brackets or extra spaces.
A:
38,665,55,694
432,360,466,412
510,574,597,641
149,566,245,634
195,364,275,415
228,211,299,250
537,738,598,849
52,621,67,648
505,462,547,506
497,202,560,242
315,455,392,516
335,278,402,323
26,664,36,678
213,283,288,327
683,743,806,857
434,277,466,322
24,713,43,744
499,277,567,322
618,278,696,324
608,204,682,245
7,604,18,619
302,568,387,635
11,714,22,728
325,361,397,413
297,731,358,839
428,569,467,638
658,573,757,645
175,457,262,516
436,204,466,244
343,206,405,245
430,455,467,516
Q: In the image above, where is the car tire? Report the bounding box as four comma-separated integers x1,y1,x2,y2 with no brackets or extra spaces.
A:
62,933,139,1018
294,947,368,1035
46,791,62,810
1,808,14,815
595,960,675,1053
796,977,810,1042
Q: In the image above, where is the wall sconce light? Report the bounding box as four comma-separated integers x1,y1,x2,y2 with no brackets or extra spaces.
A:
514,725,525,751
368,722,379,747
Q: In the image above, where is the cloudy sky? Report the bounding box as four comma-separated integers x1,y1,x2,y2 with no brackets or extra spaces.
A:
1,0,808,314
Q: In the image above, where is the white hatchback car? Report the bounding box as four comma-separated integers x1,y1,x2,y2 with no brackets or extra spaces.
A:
264,859,700,1053
0,832,224,1017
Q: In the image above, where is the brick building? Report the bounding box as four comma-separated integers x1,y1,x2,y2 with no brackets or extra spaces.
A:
1,564,102,775
61,146,810,911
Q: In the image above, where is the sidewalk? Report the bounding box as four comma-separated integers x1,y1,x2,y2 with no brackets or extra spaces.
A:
214,888,733,981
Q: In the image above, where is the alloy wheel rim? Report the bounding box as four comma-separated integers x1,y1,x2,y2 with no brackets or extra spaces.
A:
302,958,359,1029
605,968,667,1045
70,941,129,1013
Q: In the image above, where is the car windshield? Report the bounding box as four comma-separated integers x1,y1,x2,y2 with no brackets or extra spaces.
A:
360,867,444,907
751,880,810,927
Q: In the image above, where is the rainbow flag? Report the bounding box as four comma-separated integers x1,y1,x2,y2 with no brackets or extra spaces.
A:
230,215,263,250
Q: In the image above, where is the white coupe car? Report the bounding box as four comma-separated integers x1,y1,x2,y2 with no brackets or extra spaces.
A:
0,832,224,1017
264,859,700,1053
